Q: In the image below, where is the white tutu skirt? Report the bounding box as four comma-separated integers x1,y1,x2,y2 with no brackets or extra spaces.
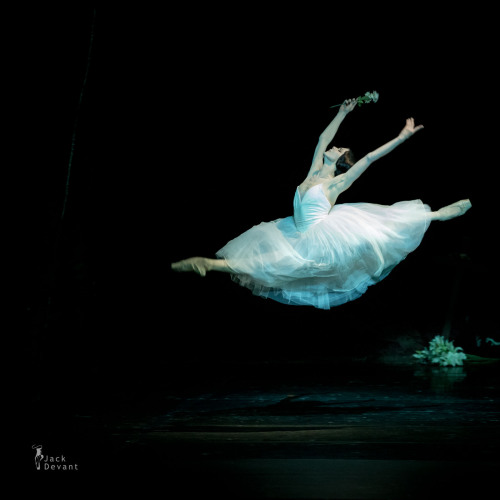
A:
216,200,431,309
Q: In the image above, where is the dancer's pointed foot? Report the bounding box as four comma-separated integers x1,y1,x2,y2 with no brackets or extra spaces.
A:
436,199,472,221
171,257,210,276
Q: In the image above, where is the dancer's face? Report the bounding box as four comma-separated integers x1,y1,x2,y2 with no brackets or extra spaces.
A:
324,147,348,163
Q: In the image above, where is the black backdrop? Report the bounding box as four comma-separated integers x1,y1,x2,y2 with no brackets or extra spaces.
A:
27,6,495,406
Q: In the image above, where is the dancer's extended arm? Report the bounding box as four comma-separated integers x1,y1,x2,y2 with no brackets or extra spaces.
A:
332,118,423,193
308,99,357,176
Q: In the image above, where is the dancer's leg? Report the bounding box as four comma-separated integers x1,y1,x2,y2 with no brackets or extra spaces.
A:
429,199,472,222
171,257,232,276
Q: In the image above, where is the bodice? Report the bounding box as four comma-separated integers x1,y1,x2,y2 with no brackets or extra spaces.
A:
293,183,332,232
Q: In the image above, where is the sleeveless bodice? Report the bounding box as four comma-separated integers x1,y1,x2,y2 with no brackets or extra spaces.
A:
293,184,331,232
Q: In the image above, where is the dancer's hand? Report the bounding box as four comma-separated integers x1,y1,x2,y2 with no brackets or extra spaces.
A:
340,98,357,114
399,117,424,140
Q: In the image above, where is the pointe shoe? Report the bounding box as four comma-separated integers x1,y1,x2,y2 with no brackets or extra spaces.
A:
437,199,472,221
171,257,209,276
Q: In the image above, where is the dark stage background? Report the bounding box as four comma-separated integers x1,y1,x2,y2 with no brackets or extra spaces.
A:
25,5,497,487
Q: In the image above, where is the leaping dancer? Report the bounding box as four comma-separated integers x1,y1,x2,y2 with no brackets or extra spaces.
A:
172,95,471,309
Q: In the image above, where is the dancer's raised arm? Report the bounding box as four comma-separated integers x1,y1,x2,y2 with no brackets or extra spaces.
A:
308,98,357,177
332,118,424,194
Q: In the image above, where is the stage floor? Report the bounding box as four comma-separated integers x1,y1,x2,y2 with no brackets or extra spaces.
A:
30,359,500,498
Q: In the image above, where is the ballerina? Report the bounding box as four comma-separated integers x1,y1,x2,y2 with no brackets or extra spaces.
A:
171,97,471,309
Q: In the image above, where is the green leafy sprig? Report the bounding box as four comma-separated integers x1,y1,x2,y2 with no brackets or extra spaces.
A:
330,91,380,109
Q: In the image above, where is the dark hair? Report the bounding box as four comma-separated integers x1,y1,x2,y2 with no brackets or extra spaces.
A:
336,150,356,175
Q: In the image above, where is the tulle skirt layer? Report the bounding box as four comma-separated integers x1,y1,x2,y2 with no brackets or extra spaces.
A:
216,200,431,309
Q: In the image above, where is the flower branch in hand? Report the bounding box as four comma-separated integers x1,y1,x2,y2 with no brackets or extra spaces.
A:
330,91,380,109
